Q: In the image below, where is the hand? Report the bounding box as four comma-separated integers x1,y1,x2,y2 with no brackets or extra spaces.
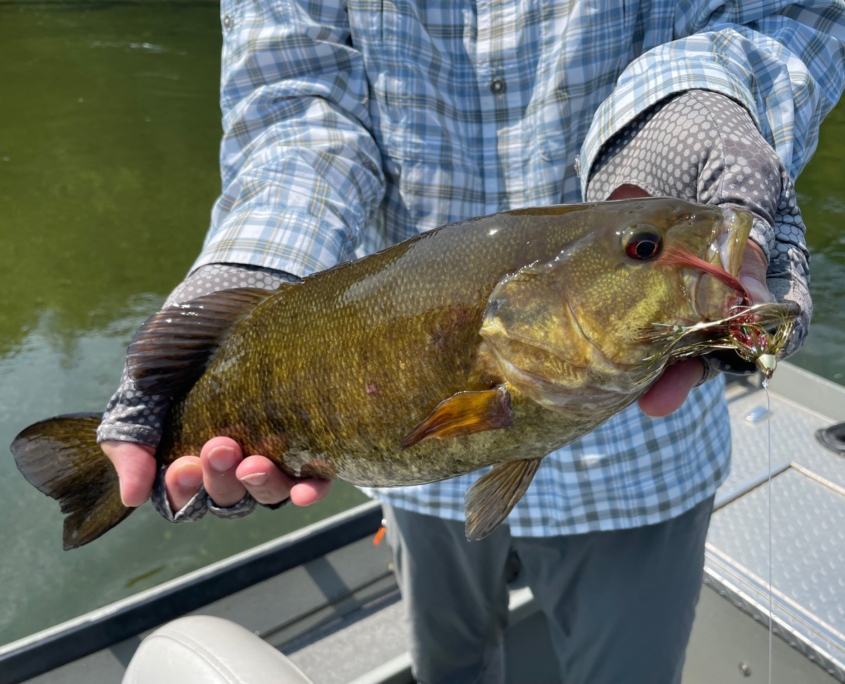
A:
606,185,770,418
101,438,332,511
585,90,807,417
97,263,333,519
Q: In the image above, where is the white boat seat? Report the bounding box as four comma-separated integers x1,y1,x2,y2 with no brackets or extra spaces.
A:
122,615,314,684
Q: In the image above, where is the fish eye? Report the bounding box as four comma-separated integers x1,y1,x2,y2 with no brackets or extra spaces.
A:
624,229,663,260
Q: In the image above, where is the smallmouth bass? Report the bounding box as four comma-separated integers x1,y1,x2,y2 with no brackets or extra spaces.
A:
11,198,795,549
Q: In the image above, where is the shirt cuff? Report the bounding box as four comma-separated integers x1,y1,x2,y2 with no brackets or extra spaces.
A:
192,207,356,279
578,64,758,200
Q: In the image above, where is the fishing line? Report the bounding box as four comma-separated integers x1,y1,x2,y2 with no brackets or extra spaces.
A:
764,377,773,684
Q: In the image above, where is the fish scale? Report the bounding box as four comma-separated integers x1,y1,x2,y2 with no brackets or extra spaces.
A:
11,198,795,549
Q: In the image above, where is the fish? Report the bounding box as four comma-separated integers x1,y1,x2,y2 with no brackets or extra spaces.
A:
11,198,796,549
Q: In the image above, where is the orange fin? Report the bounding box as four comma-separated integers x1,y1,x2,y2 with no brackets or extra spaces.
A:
400,387,512,450
465,458,542,541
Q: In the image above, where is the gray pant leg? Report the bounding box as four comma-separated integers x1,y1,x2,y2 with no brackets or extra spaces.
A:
513,495,714,684
383,504,512,684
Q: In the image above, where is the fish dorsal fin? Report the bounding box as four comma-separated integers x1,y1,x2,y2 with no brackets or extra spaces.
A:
465,458,542,541
127,287,278,395
400,387,513,450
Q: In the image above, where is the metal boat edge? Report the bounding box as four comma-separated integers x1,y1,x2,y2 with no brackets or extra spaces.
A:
0,502,383,684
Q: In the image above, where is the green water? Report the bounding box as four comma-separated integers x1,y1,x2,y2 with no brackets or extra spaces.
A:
0,0,843,649
792,103,845,384
0,1,369,647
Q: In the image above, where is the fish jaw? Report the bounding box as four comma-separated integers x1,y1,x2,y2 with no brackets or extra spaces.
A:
478,331,635,416
687,206,753,322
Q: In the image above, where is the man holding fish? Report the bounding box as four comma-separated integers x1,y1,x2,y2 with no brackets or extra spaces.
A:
98,1,845,682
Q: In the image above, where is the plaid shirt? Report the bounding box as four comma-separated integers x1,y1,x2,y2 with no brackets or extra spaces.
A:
195,0,845,536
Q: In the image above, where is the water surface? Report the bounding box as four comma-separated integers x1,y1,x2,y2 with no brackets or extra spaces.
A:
0,1,368,647
0,0,842,648
792,102,845,384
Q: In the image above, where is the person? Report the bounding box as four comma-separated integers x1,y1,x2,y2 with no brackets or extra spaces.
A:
98,1,845,682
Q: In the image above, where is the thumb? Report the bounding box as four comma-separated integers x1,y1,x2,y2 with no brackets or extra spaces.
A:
100,441,158,507
638,359,705,417
739,240,771,305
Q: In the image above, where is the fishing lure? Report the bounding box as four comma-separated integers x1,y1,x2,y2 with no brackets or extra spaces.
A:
639,302,797,379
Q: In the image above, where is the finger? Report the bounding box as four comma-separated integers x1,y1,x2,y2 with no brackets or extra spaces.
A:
235,455,294,505
200,437,246,508
163,456,203,512
607,184,651,200
101,441,157,507
739,240,771,304
290,478,333,506
638,359,705,418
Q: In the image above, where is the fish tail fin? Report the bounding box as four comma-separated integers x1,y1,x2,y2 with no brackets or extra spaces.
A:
11,413,133,550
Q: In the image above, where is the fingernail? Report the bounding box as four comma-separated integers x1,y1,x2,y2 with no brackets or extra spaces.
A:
239,472,268,486
118,483,130,508
177,469,203,488
208,446,236,472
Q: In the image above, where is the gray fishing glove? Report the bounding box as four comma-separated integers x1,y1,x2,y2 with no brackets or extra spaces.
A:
97,263,300,522
585,89,812,383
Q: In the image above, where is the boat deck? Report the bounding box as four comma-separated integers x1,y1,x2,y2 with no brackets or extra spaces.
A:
3,362,844,684
705,364,845,682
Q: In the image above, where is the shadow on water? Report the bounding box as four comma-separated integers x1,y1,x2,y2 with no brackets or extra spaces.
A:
0,0,842,651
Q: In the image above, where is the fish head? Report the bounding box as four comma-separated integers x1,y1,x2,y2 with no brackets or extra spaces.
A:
480,198,754,413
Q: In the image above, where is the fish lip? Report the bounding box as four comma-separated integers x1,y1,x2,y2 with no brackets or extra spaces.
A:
716,207,751,278
689,207,752,322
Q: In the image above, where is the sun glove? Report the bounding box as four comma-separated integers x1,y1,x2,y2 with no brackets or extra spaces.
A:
97,263,299,522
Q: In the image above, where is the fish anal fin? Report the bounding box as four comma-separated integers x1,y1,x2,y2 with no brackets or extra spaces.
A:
465,458,542,541
128,287,278,396
400,387,512,451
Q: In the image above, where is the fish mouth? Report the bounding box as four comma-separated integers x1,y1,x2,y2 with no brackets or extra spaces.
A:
637,209,799,370
635,207,795,369
661,207,752,321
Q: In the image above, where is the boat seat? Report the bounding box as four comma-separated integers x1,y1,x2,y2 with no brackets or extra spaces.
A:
122,615,315,684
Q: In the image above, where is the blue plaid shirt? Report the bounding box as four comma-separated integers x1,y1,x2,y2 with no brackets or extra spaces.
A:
195,0,845,536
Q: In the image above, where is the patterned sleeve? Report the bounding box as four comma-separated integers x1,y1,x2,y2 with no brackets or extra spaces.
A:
578,1,845,194
192,0,386,279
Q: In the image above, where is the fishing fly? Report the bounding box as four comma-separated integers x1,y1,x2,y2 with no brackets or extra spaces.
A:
638,302,797,378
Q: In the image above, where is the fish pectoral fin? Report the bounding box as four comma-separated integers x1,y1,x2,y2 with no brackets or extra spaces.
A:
399,387,513,451
464,458,542,541
127,287,281,395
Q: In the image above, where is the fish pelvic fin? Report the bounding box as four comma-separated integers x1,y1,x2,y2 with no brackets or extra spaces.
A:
128,287,278,396
11,413,133,550
465,458,542,541
399,386,513,451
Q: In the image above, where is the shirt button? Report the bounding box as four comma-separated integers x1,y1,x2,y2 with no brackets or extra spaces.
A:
490,77,506,95
222,14,233,30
